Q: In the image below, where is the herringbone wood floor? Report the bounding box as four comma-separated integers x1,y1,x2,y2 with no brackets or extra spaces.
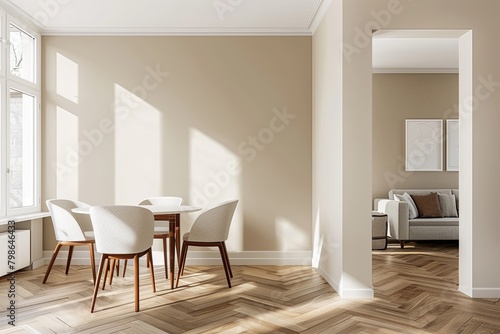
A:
1,241,500,333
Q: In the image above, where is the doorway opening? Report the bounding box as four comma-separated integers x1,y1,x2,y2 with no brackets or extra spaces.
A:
371,29,473,296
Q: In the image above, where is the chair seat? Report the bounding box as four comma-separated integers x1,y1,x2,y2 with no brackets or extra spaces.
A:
183,232,223,242
84,231,95,240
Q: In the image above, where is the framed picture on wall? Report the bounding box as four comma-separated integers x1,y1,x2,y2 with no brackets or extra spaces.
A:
405,119,443,171
446,119,459,171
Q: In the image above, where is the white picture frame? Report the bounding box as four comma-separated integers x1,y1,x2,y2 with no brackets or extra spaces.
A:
446,119,459,171
405,119,443,171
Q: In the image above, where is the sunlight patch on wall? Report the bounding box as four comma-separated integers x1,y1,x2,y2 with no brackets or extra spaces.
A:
56,106,78,198
189,128,243,251
56,53,79,104
275,216,308,252
312,207,321,268
114,84,162,204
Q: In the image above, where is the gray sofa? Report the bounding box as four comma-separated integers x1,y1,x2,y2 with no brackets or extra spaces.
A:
374,189,459,248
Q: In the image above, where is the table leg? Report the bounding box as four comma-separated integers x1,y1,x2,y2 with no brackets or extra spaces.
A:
169,221,175,289
175,214,181,264
152,212,185,289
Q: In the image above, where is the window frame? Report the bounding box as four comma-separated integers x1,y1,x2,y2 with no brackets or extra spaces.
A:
0,10,6,77
0,11,41,217
6,15,41,90
6,83,41,215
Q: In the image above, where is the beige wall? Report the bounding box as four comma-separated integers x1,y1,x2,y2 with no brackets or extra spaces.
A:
372,74,459,199
42,36,312,255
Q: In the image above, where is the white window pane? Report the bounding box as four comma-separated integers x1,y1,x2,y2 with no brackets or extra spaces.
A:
10,24,35,83
9,89,35,209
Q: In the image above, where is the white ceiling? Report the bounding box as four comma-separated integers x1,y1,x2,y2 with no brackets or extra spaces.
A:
372,30,463,73
5,0,328,35
4,1,463,72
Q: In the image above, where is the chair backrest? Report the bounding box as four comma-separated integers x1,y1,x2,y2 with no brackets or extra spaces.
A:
89,205,154,254
187,200,238,242
138,197,183,206
46,199,91,242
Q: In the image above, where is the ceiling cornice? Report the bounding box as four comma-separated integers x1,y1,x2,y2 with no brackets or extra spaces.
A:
307,0,332,33
39,27,315,37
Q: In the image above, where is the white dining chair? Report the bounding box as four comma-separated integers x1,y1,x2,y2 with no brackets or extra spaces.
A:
44,199,96,284
89,205,156,313
176,200,238,288
121,196,182,280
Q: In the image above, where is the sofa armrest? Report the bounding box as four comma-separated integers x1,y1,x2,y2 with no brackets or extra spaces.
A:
373,198,385,210
376,199,409,240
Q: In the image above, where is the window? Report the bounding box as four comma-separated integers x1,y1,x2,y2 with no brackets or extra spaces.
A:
0,11,41,217
9,24,36,83
9,88,36,209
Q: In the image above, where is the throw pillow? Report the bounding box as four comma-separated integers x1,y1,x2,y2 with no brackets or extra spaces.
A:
402,192,419,219
393,193,419,219
438,193,458,217
410,192,444,218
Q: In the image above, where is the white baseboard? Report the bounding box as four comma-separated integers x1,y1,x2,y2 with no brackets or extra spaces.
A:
317,266,374,298
31,258,44,270
43,250,312,266
338,287,374,299
317,266,340,292
470,288,500,298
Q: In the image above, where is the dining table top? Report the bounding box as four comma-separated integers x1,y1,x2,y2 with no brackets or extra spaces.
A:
71,205,201,215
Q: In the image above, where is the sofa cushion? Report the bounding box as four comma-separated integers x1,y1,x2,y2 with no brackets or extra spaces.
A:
409,218,459,226
394,193,419,219
438,193,458,217
411,192,444,218
452,189,459,213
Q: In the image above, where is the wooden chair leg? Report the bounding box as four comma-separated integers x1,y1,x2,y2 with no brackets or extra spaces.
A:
217,243,232,288
43,243,63,284
221,242,233,278
175,242,189,288
134,255,140,312
115,260,120,276
102,258,110,290
180,243,189,277
400,240,405,249
108,259,116,286
169,231,175,289
148,249,156,292
89,243,96,283
91,254,107,313
162,237,168,280
65,245,74,275
123,260,128,277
